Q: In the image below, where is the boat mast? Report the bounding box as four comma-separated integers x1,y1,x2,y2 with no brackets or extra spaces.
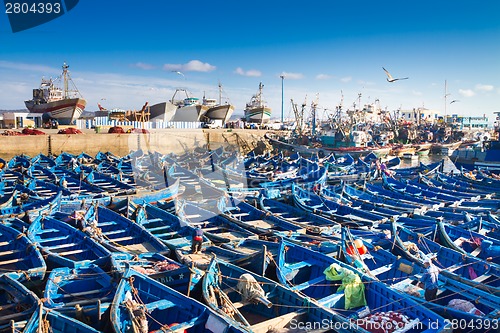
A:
258,82,264,107
62,62,69,99
218,81,222,105
311,94,319,136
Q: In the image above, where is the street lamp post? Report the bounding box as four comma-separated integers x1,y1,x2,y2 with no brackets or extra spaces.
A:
280,75,285,129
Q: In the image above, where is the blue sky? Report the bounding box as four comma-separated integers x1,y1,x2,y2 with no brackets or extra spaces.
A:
1,0,499,121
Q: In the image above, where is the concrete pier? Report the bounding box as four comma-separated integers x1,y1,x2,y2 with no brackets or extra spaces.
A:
0,129,271,159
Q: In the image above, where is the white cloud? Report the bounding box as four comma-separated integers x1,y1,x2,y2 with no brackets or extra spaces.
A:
131,62,155,70
357,80,376,86
412,90,422,96
475,84,494,92
340,76,352,83
0,60,59,74
234,67,262,77
458,89,475,97
316,74,331,80
163,60,215,72
280,72,303,80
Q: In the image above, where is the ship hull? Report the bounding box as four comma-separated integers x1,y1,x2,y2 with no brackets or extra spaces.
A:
25,98,86,125
172,104,208,122
451,141,500,170
204,104,234,124
245,106,271,123
149,101,177,122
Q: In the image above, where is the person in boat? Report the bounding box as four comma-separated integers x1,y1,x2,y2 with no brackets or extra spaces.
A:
191,228,203,254
379,161,395,178
418,258,439,301
370,159,381,179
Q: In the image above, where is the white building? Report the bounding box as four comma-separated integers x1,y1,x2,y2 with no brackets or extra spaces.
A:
400,108,440,124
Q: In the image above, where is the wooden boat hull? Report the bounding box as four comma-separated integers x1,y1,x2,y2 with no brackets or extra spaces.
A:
203,257,356,333
0,223,46,283
277,241,448,332
111,268,242,333
23,308,102,333
28,215,111,269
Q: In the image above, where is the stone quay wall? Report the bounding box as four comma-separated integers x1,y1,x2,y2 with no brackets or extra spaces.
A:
0,129,272,159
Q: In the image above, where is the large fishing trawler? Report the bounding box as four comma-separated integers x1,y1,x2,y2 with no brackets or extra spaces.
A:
25,63,86,125
244,82,271,124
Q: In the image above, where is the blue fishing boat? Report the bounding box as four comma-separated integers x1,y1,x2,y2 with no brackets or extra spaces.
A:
111,252,196,295
7,154,31,170
95,151,121,164
110,267,243,333
259,162,327,190
391,160,444,178
175,241,271,272
437,220,500,265
166,163,205,196
408,177,486,201
43,264,116,330
218,195,303,235
339,231,500,330
476,168,500,187
408,177,500,211
0,184,62,221
30,153,57,168
23,307,102,333
177,200,258,243
53,173,109,200
127,176,180,204
383,174,460,204
0,223,46,283
437,171,500,195
258,196,342,237
81,204,171,255
54,151,78,167
132,202,211,250
322,185,403,219
27,163,58,183
276,240,448,332
203,256,356,333
292,184,386,227
364,183,444,208
0,274,39,333
26,178,73,199
27,214,111,268
220,237,280,272
420,172,494,196
458,214,500,239
391,222,500,295
273,231,341,255
451,140,500,170
342,183,424,214
74,166,136,195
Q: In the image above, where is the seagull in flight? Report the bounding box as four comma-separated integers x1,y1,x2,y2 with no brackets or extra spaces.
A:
450,100,460,104
171,71,185,78
382,67,409,82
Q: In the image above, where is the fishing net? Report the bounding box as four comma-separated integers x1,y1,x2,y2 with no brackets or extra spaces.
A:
236,273,266,305
448,299,485,316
